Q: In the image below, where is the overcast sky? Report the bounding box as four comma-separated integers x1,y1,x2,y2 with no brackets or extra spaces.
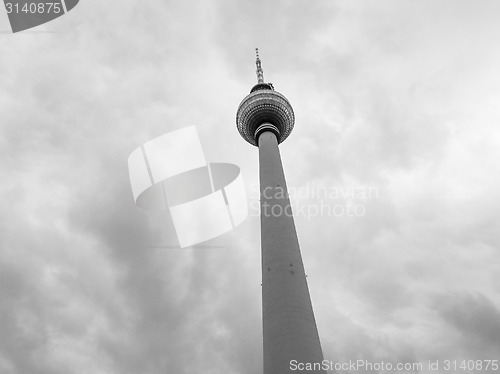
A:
1,1,500,373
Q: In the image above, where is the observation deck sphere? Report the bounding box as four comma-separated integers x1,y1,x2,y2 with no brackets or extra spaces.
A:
236,85,295,146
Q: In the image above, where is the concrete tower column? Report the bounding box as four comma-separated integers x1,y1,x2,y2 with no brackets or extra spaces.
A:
258,130,325,373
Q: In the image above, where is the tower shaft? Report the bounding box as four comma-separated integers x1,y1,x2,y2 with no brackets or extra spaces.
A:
259,130,325,373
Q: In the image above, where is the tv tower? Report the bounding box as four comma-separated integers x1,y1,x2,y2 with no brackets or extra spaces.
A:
236,49,325,373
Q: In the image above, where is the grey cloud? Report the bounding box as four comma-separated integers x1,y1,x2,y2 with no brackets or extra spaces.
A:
434,292,500,355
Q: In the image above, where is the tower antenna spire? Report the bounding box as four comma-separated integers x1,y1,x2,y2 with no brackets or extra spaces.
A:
255,48,264,84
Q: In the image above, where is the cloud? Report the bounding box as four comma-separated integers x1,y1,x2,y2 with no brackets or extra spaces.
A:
434,292,500,357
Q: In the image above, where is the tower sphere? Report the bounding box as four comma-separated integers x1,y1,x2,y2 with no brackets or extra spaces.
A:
236,49,295,146
236,84,295,146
